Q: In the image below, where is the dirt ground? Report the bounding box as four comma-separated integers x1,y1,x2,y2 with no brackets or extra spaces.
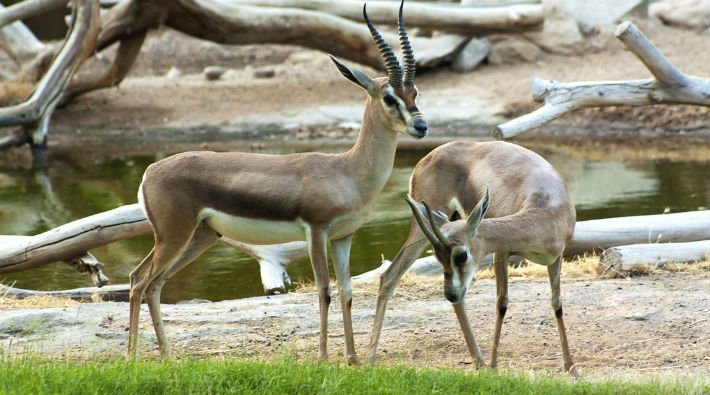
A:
1,261,709,379
0,12,709,379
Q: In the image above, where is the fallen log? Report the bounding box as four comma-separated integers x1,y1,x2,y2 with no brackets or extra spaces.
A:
598,240,710,277
0,204,150,274
564,211,710,256
3,206,709,293
229,0,544,35
495,21,710,139
96,0,468,72
0,283,129,301
0,236,108,287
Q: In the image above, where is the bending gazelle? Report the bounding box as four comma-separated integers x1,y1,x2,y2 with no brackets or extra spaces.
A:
129,2,427,364
366,141,580,376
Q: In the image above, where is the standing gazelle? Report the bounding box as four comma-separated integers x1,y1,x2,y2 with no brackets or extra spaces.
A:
129,3,427,365
365,141,580,376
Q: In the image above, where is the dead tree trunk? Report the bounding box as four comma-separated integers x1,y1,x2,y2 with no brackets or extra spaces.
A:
0,0,99,155
228,0,543,34
495,21,710,138
4,205,708,295
598,240,710,277
564,211,710,256
0,283,130,301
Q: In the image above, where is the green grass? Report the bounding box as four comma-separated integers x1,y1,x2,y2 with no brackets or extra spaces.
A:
0,354,707,395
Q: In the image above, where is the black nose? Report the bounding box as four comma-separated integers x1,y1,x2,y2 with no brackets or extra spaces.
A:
444,288,461,303
414,117,428,134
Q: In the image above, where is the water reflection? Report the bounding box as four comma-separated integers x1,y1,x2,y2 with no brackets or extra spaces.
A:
1,144,707,302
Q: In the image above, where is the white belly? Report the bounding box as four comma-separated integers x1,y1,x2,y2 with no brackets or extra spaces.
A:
200,208,305,244
329,205,371,239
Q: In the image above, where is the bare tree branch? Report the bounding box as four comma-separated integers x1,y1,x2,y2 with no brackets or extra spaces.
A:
62,30,147,102
495,21,710,139
0,0,99,148
0,4,46,62
0,0,68,29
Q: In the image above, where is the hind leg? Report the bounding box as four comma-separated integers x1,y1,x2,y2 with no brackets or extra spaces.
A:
128,249,155,354
547,256,580,377
145,223,220,356
128,221,197,355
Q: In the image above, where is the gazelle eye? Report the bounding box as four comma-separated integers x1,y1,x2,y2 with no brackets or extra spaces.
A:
453,250,468,266
383,95,398,106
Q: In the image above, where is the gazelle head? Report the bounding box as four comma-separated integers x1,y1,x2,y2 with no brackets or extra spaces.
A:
329,2,428,139
405,188,490,303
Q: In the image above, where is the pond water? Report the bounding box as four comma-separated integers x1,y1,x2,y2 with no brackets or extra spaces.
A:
1,143,708,303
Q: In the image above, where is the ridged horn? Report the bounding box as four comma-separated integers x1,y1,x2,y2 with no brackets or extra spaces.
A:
398,0,415,86
363,3,402,88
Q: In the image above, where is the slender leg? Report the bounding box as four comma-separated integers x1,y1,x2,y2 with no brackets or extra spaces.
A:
127,249,154,354
145,223,220,356
452,300,486,367
490,252,509,369
547,256,581,377
307,226,331,361
366,223,428,364
127,225,195,355
330,234,357,365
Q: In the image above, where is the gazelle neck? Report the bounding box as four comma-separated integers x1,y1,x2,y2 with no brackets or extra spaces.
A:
344,97,399,194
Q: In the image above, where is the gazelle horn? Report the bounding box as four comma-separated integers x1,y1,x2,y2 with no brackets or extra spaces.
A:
363,3,402,89
398,0,415,86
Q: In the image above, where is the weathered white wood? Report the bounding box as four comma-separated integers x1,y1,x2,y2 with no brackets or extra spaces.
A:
565,211,710,256
0,283,130,301
3,207,706,293
219,239,307,294
0,0,100,147
599,240,710,277
0,4,45,62
0,0,68,29
0,204,150,273
228,0,544,34
0,203,308,294
495,21,710,139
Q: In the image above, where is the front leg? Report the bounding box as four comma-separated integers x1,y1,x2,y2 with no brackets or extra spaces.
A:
366,224,428,364
453,300,486,367
491,252,509,368
330,234,357,365
307,225,331,361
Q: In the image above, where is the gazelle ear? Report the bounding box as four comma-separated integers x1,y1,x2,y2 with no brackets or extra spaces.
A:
466,186,490,238
329,55,376,95
407,196,449,228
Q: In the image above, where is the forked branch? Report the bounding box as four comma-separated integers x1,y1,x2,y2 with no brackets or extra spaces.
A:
0,0,100,148
495,21,710,139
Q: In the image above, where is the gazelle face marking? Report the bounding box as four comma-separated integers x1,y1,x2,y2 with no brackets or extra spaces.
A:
439,228,480,304
406,188,490,304
381,85,427,139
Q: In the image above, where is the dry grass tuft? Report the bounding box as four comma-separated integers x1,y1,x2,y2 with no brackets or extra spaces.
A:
0,294,79,310
477,254,600,280
297,254,707,296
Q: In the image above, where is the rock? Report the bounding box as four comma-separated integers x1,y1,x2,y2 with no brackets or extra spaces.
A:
649,0,710,28
253,68,276,79
451,38,491,73
203,66,225,81
488,37,542,65
552,0,650,29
